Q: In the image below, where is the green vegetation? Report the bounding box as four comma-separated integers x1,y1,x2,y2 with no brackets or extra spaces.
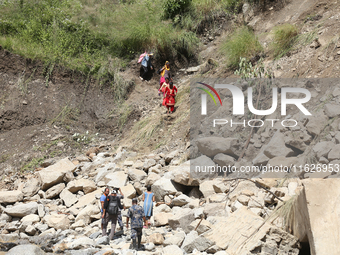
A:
271,24,298,58
173,0,244,31
0,154,11,164
163,0,192,19
21,157,45,172
221,26,263,69
51,104,80,126
235,57,273,79
0,0,198,72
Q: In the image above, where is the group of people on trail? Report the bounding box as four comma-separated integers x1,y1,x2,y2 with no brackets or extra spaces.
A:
100,185,155,251
139,53,177,114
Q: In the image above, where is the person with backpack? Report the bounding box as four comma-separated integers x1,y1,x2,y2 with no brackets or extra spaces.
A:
115,188,125,232
126,198,146,250
102,190,124,240
139,53,153,81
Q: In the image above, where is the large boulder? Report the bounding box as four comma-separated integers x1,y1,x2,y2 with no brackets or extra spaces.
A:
294,179,340,255
327,144,340,161
128,169,147,182
75,204,100,225
152,178,177,201
148,233,164,245
22,178,41,197
67,237,95,250
4,202,38,217
95,163,116,183
38,158,76,190
44,214,70,230
67,179,96,194
188,219,212,235
313,141,334,160
0,190,23,203
21,214,40,225
173,194,191,206
45,183,65,199
60,189,78,207
69,188,102,211
181,230,214,253
145,173,161,186
164,231,186,247
106,172,128,188
143,159,157,170
191,155,218,180
263,131,295,159
196,137,241,158
203,203,227,217
306,115,328,136
163,245,183,255
324,103,340,118
199,180,216,198
154,212,174,227
120,184,136,199
7,244,45,255
168,208,195,233
204,207,299,254
170,161,200,186
213,153,235,166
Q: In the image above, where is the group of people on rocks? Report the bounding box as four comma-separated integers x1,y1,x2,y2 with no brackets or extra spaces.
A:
139,53,177,114
100,185,155,251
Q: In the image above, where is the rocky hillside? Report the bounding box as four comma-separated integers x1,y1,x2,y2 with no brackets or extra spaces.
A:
0,0,340,254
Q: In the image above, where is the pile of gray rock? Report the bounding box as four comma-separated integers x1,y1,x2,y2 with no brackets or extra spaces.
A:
0,144,303,255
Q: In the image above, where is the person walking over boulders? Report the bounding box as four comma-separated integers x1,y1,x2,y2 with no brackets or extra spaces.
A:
102,190,124,240
126,198,146,250
115,187,125,232
139,53,153,81
142,185,155,228
165,81,177,114
100,187,110,234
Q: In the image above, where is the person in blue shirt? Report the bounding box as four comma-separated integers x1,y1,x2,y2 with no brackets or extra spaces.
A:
100,187,110,236
140,53,153,81
142,185,155,228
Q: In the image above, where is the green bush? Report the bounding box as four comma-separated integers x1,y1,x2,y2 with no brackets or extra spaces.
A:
0,0,199,93
221,26,263,69
271,23,298,58
163,0,192,19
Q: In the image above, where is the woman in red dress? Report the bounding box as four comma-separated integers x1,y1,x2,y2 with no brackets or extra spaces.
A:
165,82,177,114
160,77,170,107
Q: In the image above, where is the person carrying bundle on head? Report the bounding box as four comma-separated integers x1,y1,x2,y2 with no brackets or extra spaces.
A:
139,52,153,81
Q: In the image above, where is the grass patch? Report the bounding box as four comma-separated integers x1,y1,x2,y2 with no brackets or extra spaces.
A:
0,0,199,70
51,104,80,126
271,23,298,58
220,26,263,69
0,154,11,164
21,157,45,172
130,115,164,147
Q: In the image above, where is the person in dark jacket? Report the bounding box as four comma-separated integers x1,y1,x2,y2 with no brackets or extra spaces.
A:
126,198,146,250
102,190,124,240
